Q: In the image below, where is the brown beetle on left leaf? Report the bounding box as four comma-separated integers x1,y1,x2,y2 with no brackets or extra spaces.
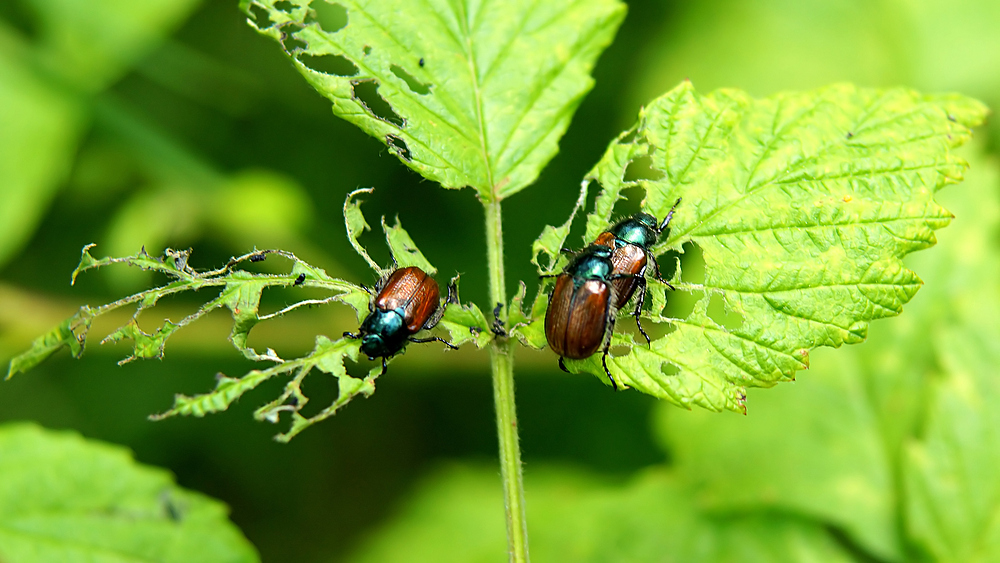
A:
344,266,457,375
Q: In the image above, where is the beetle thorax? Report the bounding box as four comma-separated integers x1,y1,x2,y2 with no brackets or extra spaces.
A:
610,215,658,249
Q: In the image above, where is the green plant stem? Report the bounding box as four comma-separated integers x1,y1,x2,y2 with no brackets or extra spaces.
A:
485,199,529,562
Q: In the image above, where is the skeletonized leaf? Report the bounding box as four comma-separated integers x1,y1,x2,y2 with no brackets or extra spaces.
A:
547,81,987,412
241,0,625,200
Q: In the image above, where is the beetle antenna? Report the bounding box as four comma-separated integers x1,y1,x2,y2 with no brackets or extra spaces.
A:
658,197,682,233
558,357,571,374
380,357,387,376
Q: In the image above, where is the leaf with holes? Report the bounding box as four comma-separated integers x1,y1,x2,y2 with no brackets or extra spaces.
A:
540,81,987,412
241,0,625,200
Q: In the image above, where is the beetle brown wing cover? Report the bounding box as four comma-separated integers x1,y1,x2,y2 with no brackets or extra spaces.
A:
374,267,441,333
610,244,646,309
545,276,610,359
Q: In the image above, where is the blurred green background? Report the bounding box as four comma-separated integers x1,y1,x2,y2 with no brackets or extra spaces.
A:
1,0,998,561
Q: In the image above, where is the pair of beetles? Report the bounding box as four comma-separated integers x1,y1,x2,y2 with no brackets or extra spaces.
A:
345,199,682,390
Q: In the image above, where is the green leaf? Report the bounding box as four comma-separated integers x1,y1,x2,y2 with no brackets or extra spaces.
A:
382,216,435,274
242,0,626,199
11,245,361,375
557,81,987,412
347,464,855,562
344,187,386,275
651,147,1000,561
0,422,257,563
155,335,378,442
5,309,93,379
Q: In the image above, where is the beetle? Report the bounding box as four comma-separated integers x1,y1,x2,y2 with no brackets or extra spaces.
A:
592,198,681,346
544,244,635,391
344,266,457,375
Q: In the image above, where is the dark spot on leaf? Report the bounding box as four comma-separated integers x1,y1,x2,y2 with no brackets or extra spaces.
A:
273,0,295,12
390,64,431,95
281,30,307,52
249,253,266,263
288,395,299,407
314,1,348,33
623,155,664,182
845,131,854,139
386,135,412,161
247,3,272,27
948,114,956,122
706,293,743,330
294,273,306,285
419,58,425,67
363,45,372,56
352,79,405,127
298,53,359,76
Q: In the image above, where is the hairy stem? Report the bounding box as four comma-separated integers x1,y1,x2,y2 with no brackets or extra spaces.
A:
485,199,529,562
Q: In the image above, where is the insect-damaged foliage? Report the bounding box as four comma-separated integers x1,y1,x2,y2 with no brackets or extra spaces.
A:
240,0,625,201
6,191,489,440
517,81,988,413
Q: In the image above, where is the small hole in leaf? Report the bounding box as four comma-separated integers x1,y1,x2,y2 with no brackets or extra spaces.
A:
619,130,641,144
352,80,405,127
661,362,679,377
248,3,272,27
273,0,295,12
386,135,412,161
678,241,705,285
363,45,372,56
624,155,664,182
706,293,744,331
314,1,348,33
390,64,431,95
298,53,358,76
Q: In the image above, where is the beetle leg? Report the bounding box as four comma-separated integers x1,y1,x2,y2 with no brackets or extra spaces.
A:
558,357,570,374
380,357,388,376
602,351,619,391
648,252,676,291
409,335,458,350
633,278,651,348
422,278,457,331
343,331,361,340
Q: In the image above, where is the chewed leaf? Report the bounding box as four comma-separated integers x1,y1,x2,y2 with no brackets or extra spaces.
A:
531,180,590,273
383,216,435,274
6,309,93,379
344,188,384,275
508,281,547,350
242,0,626,200
7,245,361,375
440,302,492,348
558,82,987,412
